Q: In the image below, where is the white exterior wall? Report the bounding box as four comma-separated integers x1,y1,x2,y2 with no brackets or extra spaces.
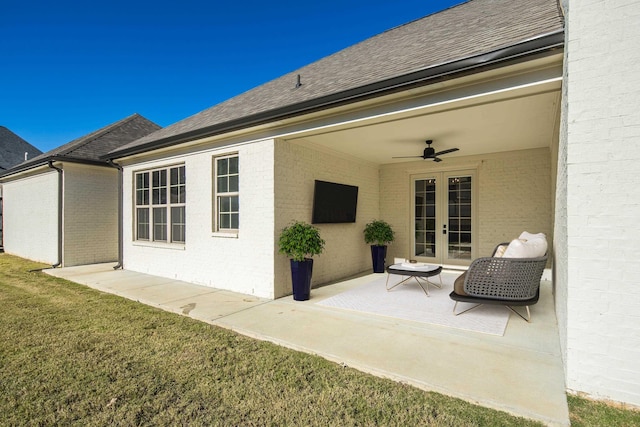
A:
62,164,118,266
555,0,571,401
2,170,59,264
122,139,277,298
380,148,553,263
563,0,640,406
273,140,380,298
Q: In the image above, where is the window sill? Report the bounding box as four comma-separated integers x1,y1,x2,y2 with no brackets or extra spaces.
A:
132,241,186,250
212,231,239,239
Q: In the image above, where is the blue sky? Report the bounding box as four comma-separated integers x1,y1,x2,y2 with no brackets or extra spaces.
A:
1,0,463,152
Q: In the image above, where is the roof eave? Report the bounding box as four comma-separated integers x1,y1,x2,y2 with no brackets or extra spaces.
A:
0,155,115,179
105,30,565,160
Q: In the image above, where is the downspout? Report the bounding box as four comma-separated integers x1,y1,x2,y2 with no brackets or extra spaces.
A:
47,161,63,268
108,159,123,270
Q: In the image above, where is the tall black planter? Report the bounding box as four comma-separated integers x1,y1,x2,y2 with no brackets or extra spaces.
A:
290,258,314,301
370,245,387,273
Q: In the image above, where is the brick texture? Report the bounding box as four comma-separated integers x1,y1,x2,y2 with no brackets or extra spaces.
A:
122,139,278,298
62,164,119,266
562,0,640,407
122,137,378,299
274,140,379,297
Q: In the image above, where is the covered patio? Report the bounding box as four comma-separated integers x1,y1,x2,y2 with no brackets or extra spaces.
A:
46,263,569,426
275,52,563,286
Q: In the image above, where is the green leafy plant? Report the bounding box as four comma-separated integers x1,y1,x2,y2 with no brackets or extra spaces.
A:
278,221,326,262
364,220,395,246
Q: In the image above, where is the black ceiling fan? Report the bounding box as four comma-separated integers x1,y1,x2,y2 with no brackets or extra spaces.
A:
393,140,459,162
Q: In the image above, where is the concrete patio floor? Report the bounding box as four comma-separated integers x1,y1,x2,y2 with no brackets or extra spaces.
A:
45,264,569,426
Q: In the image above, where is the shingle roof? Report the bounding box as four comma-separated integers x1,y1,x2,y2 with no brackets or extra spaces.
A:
0,127,43,170
110,0,564,158
1,114,160,176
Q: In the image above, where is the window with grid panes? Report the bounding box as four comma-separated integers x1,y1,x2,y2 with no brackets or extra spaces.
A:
214,154,239,231
135,165,185,243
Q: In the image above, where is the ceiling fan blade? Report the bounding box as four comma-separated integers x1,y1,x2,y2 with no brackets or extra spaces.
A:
392,155,423,159
433,148,459,156
433,157,443,162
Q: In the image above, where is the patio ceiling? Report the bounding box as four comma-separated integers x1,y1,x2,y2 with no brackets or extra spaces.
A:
285,73,562,165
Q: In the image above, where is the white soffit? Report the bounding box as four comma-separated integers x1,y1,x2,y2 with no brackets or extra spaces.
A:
285,73,562,165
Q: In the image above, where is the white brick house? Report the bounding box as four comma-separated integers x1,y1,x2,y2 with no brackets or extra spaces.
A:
104,0,640,409
111,0,564,299
0,114,159,267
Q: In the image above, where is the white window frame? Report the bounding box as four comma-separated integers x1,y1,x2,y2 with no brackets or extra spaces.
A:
213,153,239,235
134,164,186,244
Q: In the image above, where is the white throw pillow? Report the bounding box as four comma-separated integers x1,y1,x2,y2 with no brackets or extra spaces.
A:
518,231,546,242
503,237,547,258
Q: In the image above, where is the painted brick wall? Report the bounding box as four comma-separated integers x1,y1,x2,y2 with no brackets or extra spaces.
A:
62,164,119,266
1,171,59,264
274,140,379,298
563,0,640,406
380,148,553,263
379,160,410,264
555,0,571,388
122,139,277,298
476,149,552,256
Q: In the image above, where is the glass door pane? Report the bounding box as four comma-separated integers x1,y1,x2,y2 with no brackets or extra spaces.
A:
412,171,475,265
447,176,472,260
414,178,437,258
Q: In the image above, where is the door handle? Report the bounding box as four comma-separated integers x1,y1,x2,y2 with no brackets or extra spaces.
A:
442,224,447,235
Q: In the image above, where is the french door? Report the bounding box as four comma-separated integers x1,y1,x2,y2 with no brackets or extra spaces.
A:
412,170,476,266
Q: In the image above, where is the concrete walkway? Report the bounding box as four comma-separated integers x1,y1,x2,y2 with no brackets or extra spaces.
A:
46,264,569,426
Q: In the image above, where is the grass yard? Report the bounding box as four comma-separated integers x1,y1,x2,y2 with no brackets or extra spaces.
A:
1,254,639,426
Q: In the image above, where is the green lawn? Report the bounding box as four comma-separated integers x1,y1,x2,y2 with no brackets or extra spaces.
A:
1,254,638,426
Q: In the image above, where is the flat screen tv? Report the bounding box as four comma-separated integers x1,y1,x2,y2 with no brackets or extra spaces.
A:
312,180,358,224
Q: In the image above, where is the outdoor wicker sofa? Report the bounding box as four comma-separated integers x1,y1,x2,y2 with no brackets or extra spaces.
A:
449,242,548,322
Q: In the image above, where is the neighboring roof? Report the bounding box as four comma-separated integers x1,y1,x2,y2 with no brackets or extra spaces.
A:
109,0,564,159
1,114,160,177
0,127,43,170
